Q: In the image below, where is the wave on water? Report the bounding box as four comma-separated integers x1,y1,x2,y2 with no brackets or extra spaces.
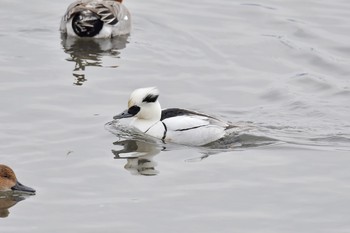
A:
106,117,350,154
105,120,278,152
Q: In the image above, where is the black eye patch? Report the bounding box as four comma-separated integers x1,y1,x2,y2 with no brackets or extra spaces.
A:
142,94,159,103
128,105,141,115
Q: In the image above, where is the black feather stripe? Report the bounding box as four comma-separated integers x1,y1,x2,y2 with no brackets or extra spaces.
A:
142,94,159,103
175,125,207,131
162,122,167,140
72,11,103,37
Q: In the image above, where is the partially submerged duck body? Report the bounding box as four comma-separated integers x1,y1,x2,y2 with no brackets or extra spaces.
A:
113,87,235,146
60,0,131,38
159,108,235,146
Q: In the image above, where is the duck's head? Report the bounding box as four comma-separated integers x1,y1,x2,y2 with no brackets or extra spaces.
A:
114,87,161,121
0,165,36,194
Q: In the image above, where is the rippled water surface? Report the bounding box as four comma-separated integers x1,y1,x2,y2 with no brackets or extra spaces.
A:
1,0,350,232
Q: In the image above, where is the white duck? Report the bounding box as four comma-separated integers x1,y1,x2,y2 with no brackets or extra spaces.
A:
60,0,131,38
113,87,235,146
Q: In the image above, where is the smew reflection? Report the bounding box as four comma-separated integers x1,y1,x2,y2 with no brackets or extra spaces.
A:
112,140,163,176
106,119,279,176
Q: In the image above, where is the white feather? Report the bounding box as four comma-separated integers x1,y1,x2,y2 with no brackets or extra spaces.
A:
163,115,227,146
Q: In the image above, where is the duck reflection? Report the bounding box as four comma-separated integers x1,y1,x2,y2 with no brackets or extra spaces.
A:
0,195,25,218
112,140,163,176
60,34,129,85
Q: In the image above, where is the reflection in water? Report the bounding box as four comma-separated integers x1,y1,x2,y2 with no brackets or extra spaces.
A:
0,194,26,218
206,133,278,149
112,140,163,176
60,35,129,85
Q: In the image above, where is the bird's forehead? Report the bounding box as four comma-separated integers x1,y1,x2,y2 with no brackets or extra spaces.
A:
127,87,158,108
0,165,16,180
128,99,133,108
128,93,142,107
128,97,138,108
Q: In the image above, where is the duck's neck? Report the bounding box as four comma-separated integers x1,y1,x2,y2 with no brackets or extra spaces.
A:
131,118,160,132
132,102,162,132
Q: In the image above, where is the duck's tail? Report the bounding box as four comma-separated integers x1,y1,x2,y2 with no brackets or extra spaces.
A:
72,10,103,37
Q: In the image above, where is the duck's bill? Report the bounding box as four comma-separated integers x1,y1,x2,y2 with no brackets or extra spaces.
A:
113,109,133,119
11,181,36,195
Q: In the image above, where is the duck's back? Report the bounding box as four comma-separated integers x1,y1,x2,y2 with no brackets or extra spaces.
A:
60,0,131,38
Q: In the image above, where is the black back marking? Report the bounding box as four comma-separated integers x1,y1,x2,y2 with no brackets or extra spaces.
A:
142,94,159,103
161,108,217,121
72,11,103,37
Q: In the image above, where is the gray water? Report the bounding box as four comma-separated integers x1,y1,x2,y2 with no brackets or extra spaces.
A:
1,0,350,232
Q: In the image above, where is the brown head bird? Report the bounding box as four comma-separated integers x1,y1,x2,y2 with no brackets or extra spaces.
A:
0,164,35,194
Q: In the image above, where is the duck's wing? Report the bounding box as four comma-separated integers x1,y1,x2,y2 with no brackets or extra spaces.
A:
60,0,127,31
161,108,233,129
161,114,227,146
162,115,210,131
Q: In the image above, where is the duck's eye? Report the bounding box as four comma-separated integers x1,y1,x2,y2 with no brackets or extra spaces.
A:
128,105,141,115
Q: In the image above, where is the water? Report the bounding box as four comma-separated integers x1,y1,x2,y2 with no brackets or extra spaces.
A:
1,0,350,232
